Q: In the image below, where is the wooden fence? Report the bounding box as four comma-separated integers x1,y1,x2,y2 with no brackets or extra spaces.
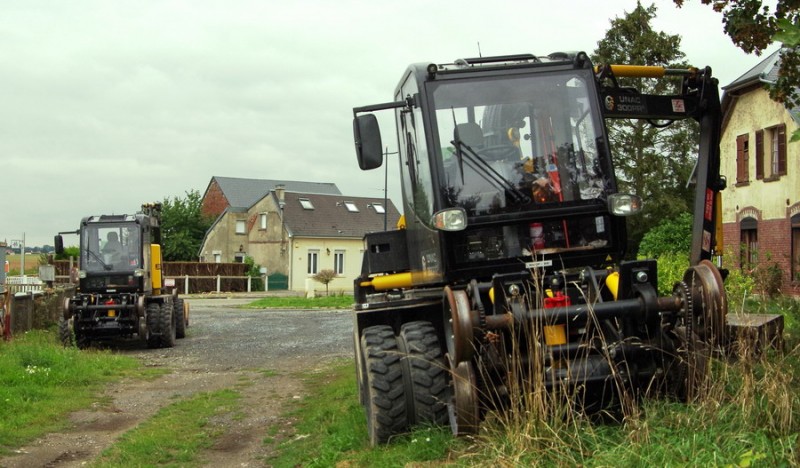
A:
49,260,274,293
1,286,75,340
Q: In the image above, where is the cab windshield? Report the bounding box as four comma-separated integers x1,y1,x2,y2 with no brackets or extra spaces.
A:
431,69,609,216
82,224,141,272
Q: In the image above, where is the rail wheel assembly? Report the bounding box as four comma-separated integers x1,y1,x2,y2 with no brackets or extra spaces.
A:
443,286,482,435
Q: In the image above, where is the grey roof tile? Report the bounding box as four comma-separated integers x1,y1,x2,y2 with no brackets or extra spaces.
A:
281,192,401,238
211,176,341,209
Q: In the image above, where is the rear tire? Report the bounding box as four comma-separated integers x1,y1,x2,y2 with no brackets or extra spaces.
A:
174,298,186,339
399,321,449,426
361,325,407,445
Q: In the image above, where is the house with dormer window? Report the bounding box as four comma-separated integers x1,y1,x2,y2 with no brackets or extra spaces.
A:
199,177,400,292
720,49,800,296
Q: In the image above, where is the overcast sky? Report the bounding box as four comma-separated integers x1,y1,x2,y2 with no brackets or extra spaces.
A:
1,0,778,247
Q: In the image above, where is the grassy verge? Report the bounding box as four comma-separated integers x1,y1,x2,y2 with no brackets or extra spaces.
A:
91,389,241,467
266,360,462,467
466,357,799,465
268,296,800,466
243,295,354,309
0,330,151,453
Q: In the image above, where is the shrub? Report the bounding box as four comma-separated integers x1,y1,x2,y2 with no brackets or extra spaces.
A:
751,259,783,299
638,212,693,258
244,256,264,291
650,251,689,296
312,269,337,296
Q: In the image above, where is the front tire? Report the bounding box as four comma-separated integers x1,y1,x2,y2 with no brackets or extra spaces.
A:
399,321,449,426
360,325,407,445
59,316,88,348
58,316,74,347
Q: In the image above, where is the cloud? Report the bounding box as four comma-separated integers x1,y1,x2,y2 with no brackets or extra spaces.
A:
0,0,775,246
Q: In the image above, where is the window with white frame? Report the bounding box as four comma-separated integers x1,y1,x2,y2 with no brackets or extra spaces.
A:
334,250,345,275
307,250,319,274
235,219,246,234
299,198,314,210
371,203,386,214
260,213,267,230
344,201,359,212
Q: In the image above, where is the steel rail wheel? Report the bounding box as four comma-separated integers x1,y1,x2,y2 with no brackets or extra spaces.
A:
444,287,476,364
446,354,479,436
684,260,728,346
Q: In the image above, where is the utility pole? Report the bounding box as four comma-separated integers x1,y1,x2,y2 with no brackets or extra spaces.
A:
20,233,25,278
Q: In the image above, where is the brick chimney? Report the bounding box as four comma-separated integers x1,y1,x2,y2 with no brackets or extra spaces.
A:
275,184,286,209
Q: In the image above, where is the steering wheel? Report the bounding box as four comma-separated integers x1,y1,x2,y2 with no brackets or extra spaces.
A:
479,145,520,161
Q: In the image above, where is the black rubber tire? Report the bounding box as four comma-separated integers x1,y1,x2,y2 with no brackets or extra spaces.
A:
174,298,186,339
58,316,74,347
59,316,89,348
360,325,407,445
146,302,176,348
399,321,450,427
162,302,177,348
146,303,161,348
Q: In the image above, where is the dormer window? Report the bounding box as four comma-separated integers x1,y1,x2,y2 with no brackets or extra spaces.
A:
299,198,314,210
344,201,359,212
371,203,386,214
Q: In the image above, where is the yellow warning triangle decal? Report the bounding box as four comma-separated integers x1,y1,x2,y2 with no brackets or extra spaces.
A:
605,255,612,261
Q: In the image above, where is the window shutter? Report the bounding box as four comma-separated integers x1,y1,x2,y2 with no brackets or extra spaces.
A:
777,124,787,175
755,130,764,180
736,134,749,183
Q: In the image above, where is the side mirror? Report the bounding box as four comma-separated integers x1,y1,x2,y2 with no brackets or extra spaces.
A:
353,114,383,170
54,235,64,255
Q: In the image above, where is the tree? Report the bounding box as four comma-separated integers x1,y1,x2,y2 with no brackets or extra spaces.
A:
674,0,800,110
55,246,79,261
312,269,337,296
638,211,693,257
161,190,214,261
593,2,698,257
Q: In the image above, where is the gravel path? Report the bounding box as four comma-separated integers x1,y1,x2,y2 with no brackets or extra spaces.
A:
0,297,354,468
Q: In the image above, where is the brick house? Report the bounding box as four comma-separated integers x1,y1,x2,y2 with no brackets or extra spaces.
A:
200,176,341,220
198,176,341,263
720,49,800,296
199,177,400,292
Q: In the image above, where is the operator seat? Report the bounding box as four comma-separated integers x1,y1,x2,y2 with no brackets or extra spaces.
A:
454,122,485,149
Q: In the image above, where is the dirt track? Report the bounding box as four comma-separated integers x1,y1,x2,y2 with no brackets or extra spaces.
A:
0,297,353,468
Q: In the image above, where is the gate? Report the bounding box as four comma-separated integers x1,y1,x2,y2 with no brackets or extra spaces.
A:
267,273,289,290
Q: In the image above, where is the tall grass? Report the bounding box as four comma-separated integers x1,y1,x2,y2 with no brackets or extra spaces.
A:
463,283,800,466
0,330,146,453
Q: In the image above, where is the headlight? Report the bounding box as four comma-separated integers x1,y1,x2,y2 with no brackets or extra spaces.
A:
608,194,642,216
133,269,145,277
431,208,468,231
78,270,87,279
